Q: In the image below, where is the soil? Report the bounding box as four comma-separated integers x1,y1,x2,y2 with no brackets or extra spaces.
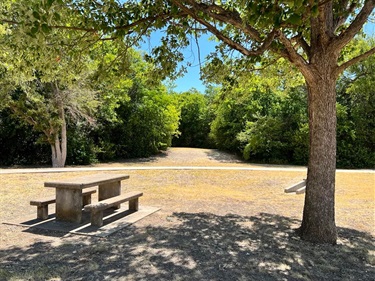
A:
0,148,374,281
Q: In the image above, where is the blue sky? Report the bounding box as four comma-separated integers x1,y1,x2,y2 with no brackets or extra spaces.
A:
364,21,375,35
140,32,216,93
170,34,217,93
141,21,375,94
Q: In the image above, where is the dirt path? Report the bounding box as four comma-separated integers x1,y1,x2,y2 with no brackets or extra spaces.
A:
142,147,245,165
94,147,303,168
0,147,302,174
0,148,374,280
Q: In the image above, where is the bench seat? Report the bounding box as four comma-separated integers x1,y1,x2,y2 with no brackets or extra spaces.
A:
84,191,143,227
30,188,97,220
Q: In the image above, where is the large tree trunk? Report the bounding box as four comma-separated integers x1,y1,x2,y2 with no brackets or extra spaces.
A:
299,68,337,244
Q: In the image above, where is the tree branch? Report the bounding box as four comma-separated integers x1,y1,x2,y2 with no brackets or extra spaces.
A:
0,18,98,32
332,0,375,50
276,31,312,79
47,25,97,32
172,1,253,56
335,46,375,76
182,0,262,41
0,19,18,25
113,12,182,31
292,33,311,58
2,11,184,37
172,1,276,57
333,1,358,32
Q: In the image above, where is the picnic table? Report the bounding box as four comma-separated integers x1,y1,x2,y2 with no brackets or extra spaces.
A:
44,174,130,223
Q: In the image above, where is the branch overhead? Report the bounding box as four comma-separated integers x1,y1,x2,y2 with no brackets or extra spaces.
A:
336,46,375,76
332,0,375,50
170,0,281,58
1,0,373,78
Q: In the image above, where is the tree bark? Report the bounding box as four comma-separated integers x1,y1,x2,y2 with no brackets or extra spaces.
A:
59,99,67,166
51,139,63,168
299,65,338,244
50,84,67,168
50,123,67,168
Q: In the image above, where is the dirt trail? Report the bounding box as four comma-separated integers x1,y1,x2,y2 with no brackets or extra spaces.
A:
100,147,246,166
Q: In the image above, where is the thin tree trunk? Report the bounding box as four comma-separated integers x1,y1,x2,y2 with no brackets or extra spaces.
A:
59,97,67,166
299,72,337,244
51,143,59,167
51,135,64,168
50,83,67,168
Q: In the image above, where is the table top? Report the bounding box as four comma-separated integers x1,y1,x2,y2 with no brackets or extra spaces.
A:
44,173,130,189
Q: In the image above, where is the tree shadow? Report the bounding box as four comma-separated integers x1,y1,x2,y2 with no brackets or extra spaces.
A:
204,150,307,169
205,150,244,163
1,212,374,280
105,150,169,165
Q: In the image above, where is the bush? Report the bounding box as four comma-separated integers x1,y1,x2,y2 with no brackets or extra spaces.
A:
94,83,179,160
0,109,50,166
172,90,214,148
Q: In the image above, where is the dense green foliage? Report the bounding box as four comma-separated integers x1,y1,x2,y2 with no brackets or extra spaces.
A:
238,87,309,165
210,84,310,165
94,82,179,160
172,89,214,148
206,54,374,168
1,53,373,168
0,43,180,165
88,47,180,160
208,59,310,165
336,53,375,168
0,109,50,166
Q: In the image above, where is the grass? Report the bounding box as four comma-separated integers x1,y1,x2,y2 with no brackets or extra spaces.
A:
0,169,373,234
0,150,374,280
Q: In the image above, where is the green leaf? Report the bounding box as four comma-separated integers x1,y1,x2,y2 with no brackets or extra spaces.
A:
30,24,39,35
287,13,302,25
311,5,319,17
54,12,61,21
33,11,40,20
46,0,55,9
294,0,303,9
41,24,51,34
273,13,282,28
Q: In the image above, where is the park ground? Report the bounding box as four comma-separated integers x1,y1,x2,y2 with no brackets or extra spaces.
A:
0,147,374,280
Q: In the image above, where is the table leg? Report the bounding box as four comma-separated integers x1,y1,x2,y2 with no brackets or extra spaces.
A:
98,181,121,209
55,188,83,223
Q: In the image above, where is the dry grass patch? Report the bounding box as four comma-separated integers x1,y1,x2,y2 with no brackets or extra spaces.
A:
1,169,373,234
0,165,374,281
335,173,375,234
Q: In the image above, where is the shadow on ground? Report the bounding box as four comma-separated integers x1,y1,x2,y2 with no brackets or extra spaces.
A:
1,213,374,280
205,150,243,163
103,151,169,165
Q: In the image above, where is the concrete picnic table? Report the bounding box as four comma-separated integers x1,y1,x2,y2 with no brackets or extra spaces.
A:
44,173,129,223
